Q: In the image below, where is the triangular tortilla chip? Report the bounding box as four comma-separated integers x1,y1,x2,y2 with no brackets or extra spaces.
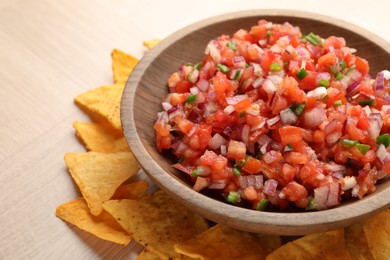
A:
64,152,139,216
56,198,131,245
112,180,149,200
174,224,281,260
103,190,209,259
345,221,374,259
266,229,351,260
137,249,162,260
73,121,129,153
143,39,160,50
363,210,390,259
112,48,138,84
74,84,124,130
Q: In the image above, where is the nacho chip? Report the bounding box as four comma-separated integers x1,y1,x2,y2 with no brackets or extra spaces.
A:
143,39,160,50
363,210,390,259
175,224,280,260
345,221,374,260
103,190,209,259
112,180,149,200
266,229,351,260
74,84,124,130
112,48,138,84
137,249,162,260
73,121,129,153
56,198,131,245
64,152,139,216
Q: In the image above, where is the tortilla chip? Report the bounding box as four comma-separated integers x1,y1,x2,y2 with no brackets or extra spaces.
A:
56,198,131,245
345,221,374,260
137,249,162,260
174,224,280,260
64,152,139,216
266,229,351,260
363,210,390,259
112,48,138,84
73,121,129,153
143,39,160,50
103,190,209,259
74,84,124,130
112,180,149,200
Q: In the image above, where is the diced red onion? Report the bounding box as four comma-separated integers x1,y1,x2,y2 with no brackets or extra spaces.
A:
285,45,295,55
188,70,199,83
376,144,388,164
197,102,205,110
196,78,210,92
208,179,227,189
289,60,299,71
156,111,169,123
258,134,273,146
324,119,339,135
208,133,227,150
260,142,272,154
313,185,329,210
220,144,227,156
270,44,281,54
326,131,342,144
168,106,184,121
346,81,360,97
324,163,346,173
196,166,211,177
302,106,327,129
266,115,280,127
368,113,383,139
268,75,283,85
226,94,248,105
207,90,217,101
224,105,235,115
258,39,267,46
193,177,210,192
223,125,233,137
241,124,250,146
250,62,263,75
189,86,199,95
306,87,327,99
186,125,197,137
340,176,357,191
382,70,390,80
187,110,201,123
205,41,221,63
267,189,281,205
375,72,385,91
172,163,194,176
162,102,172,111
232,56,246,68
262,150,279,164
263,179,278,196
280,108,298,125
262,78,277,94
348,69,362,81
316,72,331,82
252,77,264,89
239,175,263,189
296,46,310,59
246,107,260,116
204,102,219,117
171,141,187,154
326,183,341,208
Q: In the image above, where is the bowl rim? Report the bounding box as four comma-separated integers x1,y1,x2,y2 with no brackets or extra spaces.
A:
121,9,390,235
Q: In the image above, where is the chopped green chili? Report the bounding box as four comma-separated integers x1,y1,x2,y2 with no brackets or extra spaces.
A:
335,72,343,80
319,79,330,88
234,159,247,168
226,41,237,50
217,64,230,73
290,102,306,115
339,60,347,70
340,139,360,148
334,100,342,106
191,168,199,177
226,191,241,204
303,32,321,45
233,168,241,177
186,95,197,103
296,68,308,80
194,62,202,70
256,199,269,211
359,99,374,106
356,144,370,155
306,198,317,211
239,111,246,118
377,134,390,147
270,62,282,72
233,69,241,80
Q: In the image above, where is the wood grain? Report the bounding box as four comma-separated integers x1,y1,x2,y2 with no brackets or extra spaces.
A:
122,10,390,236
1,0,390,259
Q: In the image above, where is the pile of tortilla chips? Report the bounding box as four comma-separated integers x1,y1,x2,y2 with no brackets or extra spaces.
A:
56,40,389,259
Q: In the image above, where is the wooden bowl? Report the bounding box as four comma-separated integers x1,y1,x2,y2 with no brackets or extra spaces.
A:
121,10,390,235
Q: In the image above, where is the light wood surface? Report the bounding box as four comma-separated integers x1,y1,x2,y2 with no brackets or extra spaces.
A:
1,0,389,259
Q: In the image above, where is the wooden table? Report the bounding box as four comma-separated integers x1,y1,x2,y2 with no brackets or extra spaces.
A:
1,0,389,259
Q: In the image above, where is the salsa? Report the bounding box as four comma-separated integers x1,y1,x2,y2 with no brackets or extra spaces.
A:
154,20,390,211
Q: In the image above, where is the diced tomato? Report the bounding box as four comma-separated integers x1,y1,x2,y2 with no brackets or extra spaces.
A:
234,98,251,112
355,56,370,76
318,52,337,71
279,126,303,145
214,71,232,94
170,93,187,105
261,50,276,72
250,25,267,41
347,124,366,142
200,150,228,171
154,121,171,137
281,181,308,208
175,80,192,93
298,70,317,90
242,157,262,174
227,140,247,160
284,152,309,165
